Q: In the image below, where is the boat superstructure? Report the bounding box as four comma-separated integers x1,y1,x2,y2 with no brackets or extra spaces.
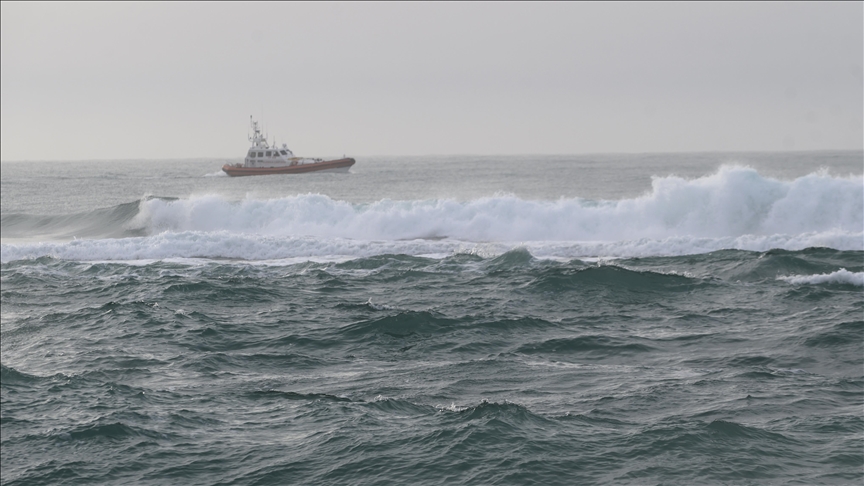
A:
222,117,355,176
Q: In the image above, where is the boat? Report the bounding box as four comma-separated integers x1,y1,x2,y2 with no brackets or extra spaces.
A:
222,117,355,176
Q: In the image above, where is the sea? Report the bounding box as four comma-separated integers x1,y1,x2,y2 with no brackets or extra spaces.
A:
1,152,862,485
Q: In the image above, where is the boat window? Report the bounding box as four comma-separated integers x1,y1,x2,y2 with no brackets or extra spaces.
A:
280,150,287,155
266,151,272,157
257,152,263,157
248,151,256,158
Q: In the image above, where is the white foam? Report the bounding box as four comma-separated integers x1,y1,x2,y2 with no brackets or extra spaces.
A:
133,166,862,242
2,166,861,262
2,230,861,263
778,269,864,286
365,299,395,311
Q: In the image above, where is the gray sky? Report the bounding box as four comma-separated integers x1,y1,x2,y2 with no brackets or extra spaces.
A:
1,2,862,161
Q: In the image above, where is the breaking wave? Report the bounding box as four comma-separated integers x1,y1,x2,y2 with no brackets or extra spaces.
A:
2,166,861,262
134,166,862,241
778,269,864,286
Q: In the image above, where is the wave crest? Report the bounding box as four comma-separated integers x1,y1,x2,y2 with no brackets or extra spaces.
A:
133,167,862,243
2,167,861,261
778,269,864,286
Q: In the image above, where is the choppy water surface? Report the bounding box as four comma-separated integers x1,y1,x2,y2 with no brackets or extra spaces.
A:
2,152,862,485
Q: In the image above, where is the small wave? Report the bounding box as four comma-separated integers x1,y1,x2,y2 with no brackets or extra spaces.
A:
365,396,434,415
516,335,655,356
527,264,704,293
204,170,227,177
340,311,463,338
246,390,352,402
803,321,864,348
0,364,42,385
60,421,166,442
778,269,864,286
482,247,536,273
705,420,799,444
365,299,396,311
435,399,556,427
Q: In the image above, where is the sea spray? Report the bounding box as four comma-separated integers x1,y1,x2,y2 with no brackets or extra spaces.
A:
778,268,864,286
135,166,862,241
3,167,861,262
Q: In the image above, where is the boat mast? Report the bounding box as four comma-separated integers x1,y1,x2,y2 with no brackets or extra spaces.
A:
249,115,269,149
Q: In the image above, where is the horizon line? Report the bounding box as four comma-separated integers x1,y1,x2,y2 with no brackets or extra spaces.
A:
3,148,863,164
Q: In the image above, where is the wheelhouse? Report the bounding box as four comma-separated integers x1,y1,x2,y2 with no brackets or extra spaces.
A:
243,116,296,167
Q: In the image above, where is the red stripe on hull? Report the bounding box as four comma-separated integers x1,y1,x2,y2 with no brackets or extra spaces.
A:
222,158,355,177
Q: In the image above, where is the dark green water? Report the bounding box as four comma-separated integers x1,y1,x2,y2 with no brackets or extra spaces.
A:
2,153,862,484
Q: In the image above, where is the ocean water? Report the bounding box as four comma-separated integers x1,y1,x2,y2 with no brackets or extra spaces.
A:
1,152,862,485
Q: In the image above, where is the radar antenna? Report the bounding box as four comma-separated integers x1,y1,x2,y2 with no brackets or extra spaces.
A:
248,115,269,148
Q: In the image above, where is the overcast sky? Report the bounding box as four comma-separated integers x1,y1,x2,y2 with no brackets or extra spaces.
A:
1,2,861,161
